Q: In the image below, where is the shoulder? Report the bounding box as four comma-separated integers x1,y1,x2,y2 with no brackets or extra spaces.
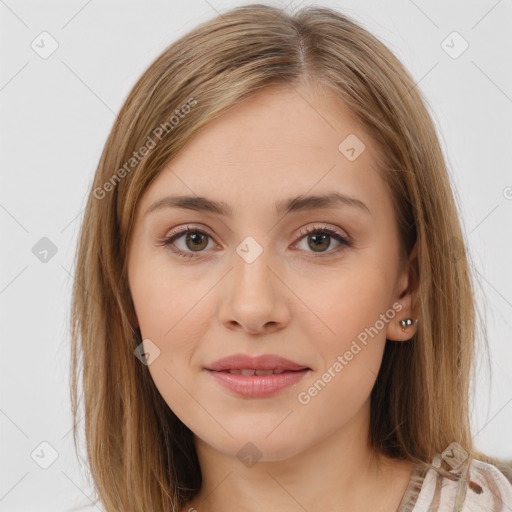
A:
406,458,512,511
460,459,512,511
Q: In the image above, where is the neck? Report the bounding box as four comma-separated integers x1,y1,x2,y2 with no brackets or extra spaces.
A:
182,401,413,512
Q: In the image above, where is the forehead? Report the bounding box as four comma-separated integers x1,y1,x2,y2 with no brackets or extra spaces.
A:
138,84,388,218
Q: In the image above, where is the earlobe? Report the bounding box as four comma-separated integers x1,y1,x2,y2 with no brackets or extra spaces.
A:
399,318,414,329
386,315,419,342
398,317,419,340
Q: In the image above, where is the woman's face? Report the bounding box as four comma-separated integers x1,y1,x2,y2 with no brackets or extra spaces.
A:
127,84,416,461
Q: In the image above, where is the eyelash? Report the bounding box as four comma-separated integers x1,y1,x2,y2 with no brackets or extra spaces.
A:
158,224,352,260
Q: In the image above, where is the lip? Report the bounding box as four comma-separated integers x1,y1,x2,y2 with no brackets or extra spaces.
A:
204,353,311,398
204,353,310,372
205,369,310,398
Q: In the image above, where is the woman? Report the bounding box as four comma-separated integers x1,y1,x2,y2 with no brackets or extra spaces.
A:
70,4,512,511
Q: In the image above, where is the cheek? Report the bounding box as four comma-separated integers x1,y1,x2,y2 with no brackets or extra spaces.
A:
301,265,393,354
130,257,213,383
130,255,204,338
292,269,392,423
292,274,391,435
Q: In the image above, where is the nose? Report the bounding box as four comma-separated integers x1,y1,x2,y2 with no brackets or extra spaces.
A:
218,245,291,335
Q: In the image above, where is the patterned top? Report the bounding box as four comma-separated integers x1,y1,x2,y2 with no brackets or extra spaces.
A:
396,457,512,511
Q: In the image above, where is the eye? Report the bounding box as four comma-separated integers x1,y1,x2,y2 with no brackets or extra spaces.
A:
159,225,218,259
293,224,351,257
158,223,351,260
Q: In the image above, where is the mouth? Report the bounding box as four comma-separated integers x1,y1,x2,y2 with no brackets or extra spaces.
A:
203,353,311,397
204,353,311,373
204,367,311,398
211,368,308,375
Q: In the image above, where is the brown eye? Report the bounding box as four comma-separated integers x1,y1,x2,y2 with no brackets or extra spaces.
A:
160,224,351,260
162,227,216,259
307,232,331,252
182,231,209,251
294,225,351,256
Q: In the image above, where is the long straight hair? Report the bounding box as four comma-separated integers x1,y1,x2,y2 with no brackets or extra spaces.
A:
69,4,492,511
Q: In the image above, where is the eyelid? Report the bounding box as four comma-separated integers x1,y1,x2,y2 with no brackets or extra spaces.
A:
164,223,214,240
296,222,349,241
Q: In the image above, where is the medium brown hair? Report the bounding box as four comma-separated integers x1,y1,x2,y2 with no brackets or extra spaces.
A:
69,4,492,511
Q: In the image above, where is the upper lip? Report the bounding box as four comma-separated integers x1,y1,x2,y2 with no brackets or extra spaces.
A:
205,353,310,372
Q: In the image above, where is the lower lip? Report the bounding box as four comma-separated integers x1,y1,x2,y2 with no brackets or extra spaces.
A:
205,369,310,398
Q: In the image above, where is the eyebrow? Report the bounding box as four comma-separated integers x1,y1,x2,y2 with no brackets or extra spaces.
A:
144,192,371,218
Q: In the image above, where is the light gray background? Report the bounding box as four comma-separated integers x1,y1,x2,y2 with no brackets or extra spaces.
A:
1,0,511,510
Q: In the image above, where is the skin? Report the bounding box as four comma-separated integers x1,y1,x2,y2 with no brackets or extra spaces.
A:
127,83,419,512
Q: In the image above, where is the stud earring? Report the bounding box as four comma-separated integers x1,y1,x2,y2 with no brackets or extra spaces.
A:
399,318,415,330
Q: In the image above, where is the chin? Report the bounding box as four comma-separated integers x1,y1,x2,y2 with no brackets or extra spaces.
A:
203,430,306,464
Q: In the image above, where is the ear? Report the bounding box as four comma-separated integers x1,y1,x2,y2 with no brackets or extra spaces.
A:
386,241,420,342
